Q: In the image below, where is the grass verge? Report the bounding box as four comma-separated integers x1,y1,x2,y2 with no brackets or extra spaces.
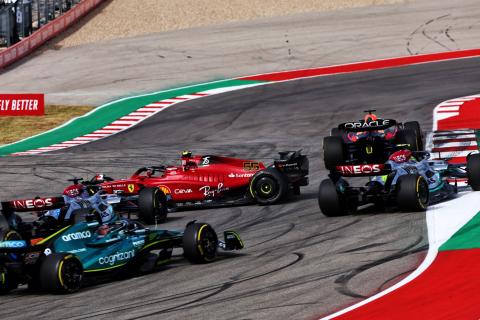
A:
0,105,95,145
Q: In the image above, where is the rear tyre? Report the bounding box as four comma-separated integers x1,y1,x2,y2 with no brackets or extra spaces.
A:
396,174,429,212
40,253,83,293
330,128,344,137
183,223,218,263
0,215,21,242
323,136,345,170
138,188,168,224
404,121,424,150
395,129,419,151
0,214,9,236
467,153,480,191
0,228,21,242
249,169,288,205
318,179,350,217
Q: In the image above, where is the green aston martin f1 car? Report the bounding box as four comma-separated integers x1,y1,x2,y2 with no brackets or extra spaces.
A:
0,194,243,294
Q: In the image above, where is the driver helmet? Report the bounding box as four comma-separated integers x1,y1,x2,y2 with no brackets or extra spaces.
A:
364,113,378,122
92,173,105,183
181,150,192,158
181,150,194,169
63,184,85,198
97,224,110,237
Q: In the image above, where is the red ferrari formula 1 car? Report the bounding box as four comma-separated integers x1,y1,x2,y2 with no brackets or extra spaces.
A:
84,151,309,224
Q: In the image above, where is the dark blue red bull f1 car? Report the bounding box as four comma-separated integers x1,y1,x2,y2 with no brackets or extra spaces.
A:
323,110,424,170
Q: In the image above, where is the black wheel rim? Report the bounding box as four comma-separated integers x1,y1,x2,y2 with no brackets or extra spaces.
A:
200,228,217,260
255,177,278,200
154,192,166,219
60,258,83,291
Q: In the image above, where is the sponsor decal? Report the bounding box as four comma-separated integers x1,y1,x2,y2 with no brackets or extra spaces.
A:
276,163,299,170
158,185,171,195
243,161,260,171
0,240,26,248
228,172,255,178
98,250,135,266
11,198,54,210
336,164,384,175
174,188,193,194
110,183,126,188
62,231,91,242
199,183,229,197
201,156,211,166
44,248,52,256
0,93,44,116
127,184,135,193
344,119,390,129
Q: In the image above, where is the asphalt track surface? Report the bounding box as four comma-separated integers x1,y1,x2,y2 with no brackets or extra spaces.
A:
1,56,480,319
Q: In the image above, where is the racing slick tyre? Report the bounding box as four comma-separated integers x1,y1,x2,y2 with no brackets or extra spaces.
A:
138,187,168,224
318,179,350,217
330,128,344,137
467,153,480,191
0,214,8,235
0,265,18,294
396,174,429,212
404,121,424,150
323,136,345,170
249,168,288,205
395,129,419,151
40,253,83,293
183,223,218,263
0,219,21,242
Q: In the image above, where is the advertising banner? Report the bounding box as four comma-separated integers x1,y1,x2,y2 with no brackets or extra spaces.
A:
0,93,44,116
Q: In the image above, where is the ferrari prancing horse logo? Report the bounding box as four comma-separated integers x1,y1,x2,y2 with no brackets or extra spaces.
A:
127,184,135,193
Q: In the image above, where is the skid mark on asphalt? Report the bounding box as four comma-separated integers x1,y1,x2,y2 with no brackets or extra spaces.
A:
64,253,304,320
406,14,460,55
334,237,426,299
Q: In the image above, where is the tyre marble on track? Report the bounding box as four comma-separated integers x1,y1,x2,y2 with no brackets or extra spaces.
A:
1,57,480,319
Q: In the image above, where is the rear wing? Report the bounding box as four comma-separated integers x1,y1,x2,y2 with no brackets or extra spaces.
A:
338,119,396,132
274,150,309,187
1,197,65,213
334,164,391,177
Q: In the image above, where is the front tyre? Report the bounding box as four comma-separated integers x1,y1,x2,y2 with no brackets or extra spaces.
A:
40,253,83,293
249,169,288,205
396,174,429,212
467,153,480,191
183,223,218,263
138,187,168,224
